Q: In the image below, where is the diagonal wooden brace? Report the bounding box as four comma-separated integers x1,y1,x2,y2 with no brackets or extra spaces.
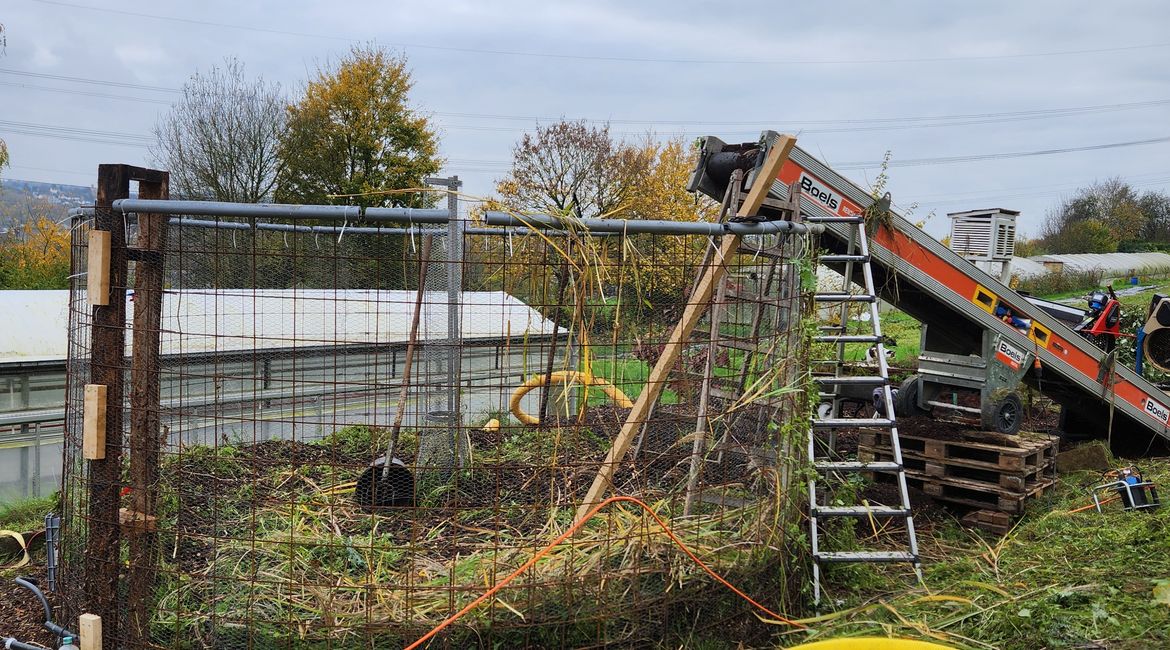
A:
575,134,797,522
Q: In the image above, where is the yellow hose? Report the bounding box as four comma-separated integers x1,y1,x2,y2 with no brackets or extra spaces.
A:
510,370,633,425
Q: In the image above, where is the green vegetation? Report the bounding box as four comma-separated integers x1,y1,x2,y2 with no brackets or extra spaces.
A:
146,422,787,647
775,459,1170,649
0,493,56,533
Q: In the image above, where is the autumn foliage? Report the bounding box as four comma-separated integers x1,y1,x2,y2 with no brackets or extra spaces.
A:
0,206,70,289
483,121,717,325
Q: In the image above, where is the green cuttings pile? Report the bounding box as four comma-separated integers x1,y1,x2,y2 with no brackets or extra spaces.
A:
148,420,794,647
777,458,1170,649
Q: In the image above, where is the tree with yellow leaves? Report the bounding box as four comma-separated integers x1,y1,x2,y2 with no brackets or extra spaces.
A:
274,45,444,289
276,45,442,210
0,201,70,289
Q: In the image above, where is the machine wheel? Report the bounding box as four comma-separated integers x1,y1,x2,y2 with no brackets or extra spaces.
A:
991,392,1023,435
896,376,930,417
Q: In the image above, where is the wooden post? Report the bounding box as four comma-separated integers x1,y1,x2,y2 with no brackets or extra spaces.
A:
85,164,130,647
126,171,169,647
85,164,169,649
79,613,102,650
576,135,797,521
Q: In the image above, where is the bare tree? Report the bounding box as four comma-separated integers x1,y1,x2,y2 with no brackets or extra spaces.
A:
497,120,648,219
151,58,285,202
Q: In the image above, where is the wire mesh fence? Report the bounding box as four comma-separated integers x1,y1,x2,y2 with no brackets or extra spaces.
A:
59,173,814,648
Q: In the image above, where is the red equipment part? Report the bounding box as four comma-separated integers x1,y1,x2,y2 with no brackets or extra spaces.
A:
1075,286,1122,352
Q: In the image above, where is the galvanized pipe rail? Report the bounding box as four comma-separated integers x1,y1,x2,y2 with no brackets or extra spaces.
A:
483,211,821,236
97,200,821,236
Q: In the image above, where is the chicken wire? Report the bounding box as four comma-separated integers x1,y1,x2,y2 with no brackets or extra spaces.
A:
59,186,813,648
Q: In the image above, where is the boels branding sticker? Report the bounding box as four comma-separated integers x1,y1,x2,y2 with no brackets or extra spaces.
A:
994,339,1027,371
778,161,862,218
1144,397,1170,425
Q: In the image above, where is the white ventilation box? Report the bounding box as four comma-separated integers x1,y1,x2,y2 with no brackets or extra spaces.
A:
948,209,1018,262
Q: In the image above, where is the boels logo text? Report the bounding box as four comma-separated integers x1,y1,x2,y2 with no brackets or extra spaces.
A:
1144,397,1170,425
994,340,1027,370
777,160,862,218
799,174,841,212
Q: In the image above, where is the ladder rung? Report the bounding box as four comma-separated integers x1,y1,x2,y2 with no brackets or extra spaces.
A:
816,550,916,563
814,461,902,472
814,334,882,343
812,418,894,429
819,254,869,263
817,325,846,332
815,375,887,386
804,216,865,224
815,294,876,303
813,505,910,518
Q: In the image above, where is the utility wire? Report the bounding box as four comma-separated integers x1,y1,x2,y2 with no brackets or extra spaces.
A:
0,80,173,104
0,67,176,92
26,0,1170,66
4,67,1166,132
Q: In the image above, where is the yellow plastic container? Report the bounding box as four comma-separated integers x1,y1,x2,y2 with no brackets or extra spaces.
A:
790,639,955,650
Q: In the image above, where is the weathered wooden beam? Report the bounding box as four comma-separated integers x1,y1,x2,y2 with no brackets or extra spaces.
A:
126,171,169,648
575,135,797,521
84,163,131,648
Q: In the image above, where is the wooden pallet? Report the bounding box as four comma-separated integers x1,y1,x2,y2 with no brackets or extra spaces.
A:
859,447,1054,492
859,429,1058,473
874,471,1056,514
961,509,1014,535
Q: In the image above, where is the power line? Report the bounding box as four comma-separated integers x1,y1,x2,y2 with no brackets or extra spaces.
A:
5,65,1168,134
0,80,173,105
27,0,1170,66
0,67,177,92
844,136,1170,169
434,99,1170,127
458,136,1170,173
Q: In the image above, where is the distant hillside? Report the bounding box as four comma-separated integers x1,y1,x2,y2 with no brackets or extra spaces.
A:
0,179,95,226
1,179,95,208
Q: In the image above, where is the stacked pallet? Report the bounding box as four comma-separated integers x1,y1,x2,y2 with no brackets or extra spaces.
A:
859,428,1059,532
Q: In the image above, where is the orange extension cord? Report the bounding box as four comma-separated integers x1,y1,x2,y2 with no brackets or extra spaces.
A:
405,495,805,649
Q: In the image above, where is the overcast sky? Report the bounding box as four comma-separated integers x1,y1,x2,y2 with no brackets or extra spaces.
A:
2,0,1169,238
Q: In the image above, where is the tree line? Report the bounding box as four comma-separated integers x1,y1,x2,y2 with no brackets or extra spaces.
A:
1020,178,1170,255
1,45,715,308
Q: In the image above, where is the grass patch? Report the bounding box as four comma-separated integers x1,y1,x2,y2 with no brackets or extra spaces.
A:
589,357,679,404
0,494,57,533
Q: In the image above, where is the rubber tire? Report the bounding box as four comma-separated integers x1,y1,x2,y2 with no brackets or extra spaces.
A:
896,376,930,418
992,392,1023,435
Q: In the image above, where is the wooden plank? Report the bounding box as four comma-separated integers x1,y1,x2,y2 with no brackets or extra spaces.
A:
87,230,111,306
576,134,797,521
79,613,102,650
82,384,107,460
126,172,169,648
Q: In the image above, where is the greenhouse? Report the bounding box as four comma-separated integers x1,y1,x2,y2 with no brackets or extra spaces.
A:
0,288,564,501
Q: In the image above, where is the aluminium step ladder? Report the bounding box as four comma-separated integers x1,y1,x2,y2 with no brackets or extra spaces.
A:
807,209,921,605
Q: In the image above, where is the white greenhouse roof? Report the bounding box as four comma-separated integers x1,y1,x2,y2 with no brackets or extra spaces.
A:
1006,257,1048,280
1028,252,1170,277
0,289,562,364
